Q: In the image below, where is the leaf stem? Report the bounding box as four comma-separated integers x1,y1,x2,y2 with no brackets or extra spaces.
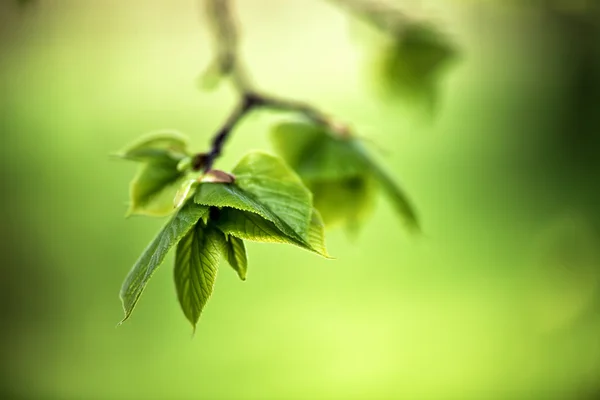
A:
198,90,332,172
200,93,256,172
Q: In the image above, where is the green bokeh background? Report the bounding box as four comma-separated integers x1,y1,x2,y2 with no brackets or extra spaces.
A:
2,1,600,399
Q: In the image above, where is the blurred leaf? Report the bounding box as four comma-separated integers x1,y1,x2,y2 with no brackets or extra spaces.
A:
271,120,418,232
115,130,189,163
129,160,186,217
376,22,458,112
174,222,224,329
271,121,367,180
214,207,329,257
270,121,324,169
119,202,210,323
223,234,248,280
309,176,376,228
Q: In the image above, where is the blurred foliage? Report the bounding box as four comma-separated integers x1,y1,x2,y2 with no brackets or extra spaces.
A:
335,1,459,114
374,22,458,113
271,119,418,232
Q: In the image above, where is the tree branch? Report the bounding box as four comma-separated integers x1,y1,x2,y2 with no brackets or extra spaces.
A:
198,0,411,173
197,0,334,172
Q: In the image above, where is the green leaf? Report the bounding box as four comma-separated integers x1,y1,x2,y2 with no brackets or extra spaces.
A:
232,151,313,238
115,130,189,163
196,183,326,253
214,208,295,244
397,23,456,79
195,183,291,234
115,131,192,217
119,202,210,323
214,207,330,257
128,160,186,217
223,235,247,280
174,222,225,330
195,152,329,255
196,179,310,246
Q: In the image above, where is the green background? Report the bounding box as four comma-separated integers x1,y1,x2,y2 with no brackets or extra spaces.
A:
2,1,599,399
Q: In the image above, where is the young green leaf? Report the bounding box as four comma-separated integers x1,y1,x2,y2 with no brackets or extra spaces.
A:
215,208,295,244
214,207,330,257
195,181,310,246
232,151,313,238
223,235,247,280
129,160,187,217
119,202,210,323
116,131,192,217
174,223,225,330
195,183,289,233
115,130,189,163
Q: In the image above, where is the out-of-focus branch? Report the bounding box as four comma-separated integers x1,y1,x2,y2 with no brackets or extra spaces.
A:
197,0,335,172
204,0,251,92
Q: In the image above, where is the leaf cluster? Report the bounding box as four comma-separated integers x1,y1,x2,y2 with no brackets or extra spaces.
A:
117,134,328,329
114,0,432,332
